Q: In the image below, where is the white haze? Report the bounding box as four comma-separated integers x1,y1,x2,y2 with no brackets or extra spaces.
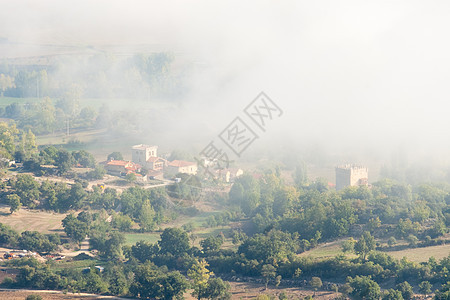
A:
1,0,450,174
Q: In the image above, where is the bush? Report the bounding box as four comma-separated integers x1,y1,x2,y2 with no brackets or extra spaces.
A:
26,295,43,300
25,294,43,300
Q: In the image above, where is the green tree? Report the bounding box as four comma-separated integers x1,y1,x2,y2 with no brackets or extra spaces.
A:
396,281,413,300
55,149,73,175
107,152,123,161
26,295,43,300
341,237,356,253
388,236,397,247
0,74,15,96
188,259,213,300
12,174,40,207
261,264,276,290
203,278,231,300
158,228,190,256
62,214,88,244
126,172,137,183
72,150,96,168
294,162,308,186
0,122,19,159
348,276,381,300
354,231,376,260
200,235,224,252
131,240,159,262
406,235,418,248
138,200,155,231
7,193,21,214
419,281,432,295
310,277,322,296
382,289,403,300
131,263,188,300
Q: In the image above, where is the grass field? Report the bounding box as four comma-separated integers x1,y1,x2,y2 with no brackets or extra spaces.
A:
124,232,161,245
385,244,450,262
0,206,67,234
298,239,450,263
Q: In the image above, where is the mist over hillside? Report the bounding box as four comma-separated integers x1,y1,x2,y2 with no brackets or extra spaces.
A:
1,0,450,183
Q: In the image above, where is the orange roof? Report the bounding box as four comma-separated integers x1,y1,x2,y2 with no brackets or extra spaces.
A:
107,160,130,166
169,160,196,168
147,157,165,163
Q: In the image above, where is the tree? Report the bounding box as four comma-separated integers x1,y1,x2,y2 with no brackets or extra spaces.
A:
310,277,322,296
339,283,353,296
354,231,376,260
131,263,188,300
7,193,21,214
55,149,73,175
419,281,432,295
138,200,155,231
62,214,88,244
72,150,95,168
294,162,307,186
86,165,105,180
131,241,159,262
12,174,40,207
203,278,231,300
366,217,381,232
200,235,224,252
341,237,356,253
25,295,43,300
388,236,397,247
0,122,19,159
107,152,123,161
20,129,37,158
188,259,213,300
382,289,404,300
261,264,276,290
396,281,413,300
126,172,137,183
406,235,418,248
158,228,190,256
0,74,15,96
348,276,381,300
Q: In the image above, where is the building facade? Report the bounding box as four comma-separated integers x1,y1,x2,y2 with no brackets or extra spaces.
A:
335,164,368,191
131,144,158,165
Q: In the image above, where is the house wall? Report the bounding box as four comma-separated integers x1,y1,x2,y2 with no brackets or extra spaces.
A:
132,145,157,164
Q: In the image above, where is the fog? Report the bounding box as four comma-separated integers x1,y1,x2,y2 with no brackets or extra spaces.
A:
2,0,450,178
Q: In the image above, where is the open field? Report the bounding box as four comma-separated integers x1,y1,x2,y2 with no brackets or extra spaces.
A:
124,232,161,245
0,283,339,300
385,244,450,262
0,205,66,234
0,289,125,299
298,239,354,260
228,282,338,300
298,238,450,263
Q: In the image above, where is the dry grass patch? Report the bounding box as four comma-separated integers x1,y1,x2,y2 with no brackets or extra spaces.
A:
0,206,67,234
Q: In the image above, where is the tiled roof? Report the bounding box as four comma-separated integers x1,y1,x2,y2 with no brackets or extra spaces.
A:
169,160,196,167
147,157,165,163
106,160,130,166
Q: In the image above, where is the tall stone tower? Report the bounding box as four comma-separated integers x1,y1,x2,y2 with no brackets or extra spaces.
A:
335,164,368,191
131,144,158,164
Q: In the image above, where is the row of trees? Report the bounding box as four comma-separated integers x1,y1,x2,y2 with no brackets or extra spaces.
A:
0,52,180,99
229,172,449,248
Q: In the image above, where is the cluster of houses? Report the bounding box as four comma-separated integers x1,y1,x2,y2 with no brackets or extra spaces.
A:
3,250,38,260
103,144,242,183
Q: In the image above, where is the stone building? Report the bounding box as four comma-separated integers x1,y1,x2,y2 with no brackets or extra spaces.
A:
167,160,198,175
335,164,368,191
131,144,158,165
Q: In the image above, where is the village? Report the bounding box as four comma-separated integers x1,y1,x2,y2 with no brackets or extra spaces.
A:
102,144,243,185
